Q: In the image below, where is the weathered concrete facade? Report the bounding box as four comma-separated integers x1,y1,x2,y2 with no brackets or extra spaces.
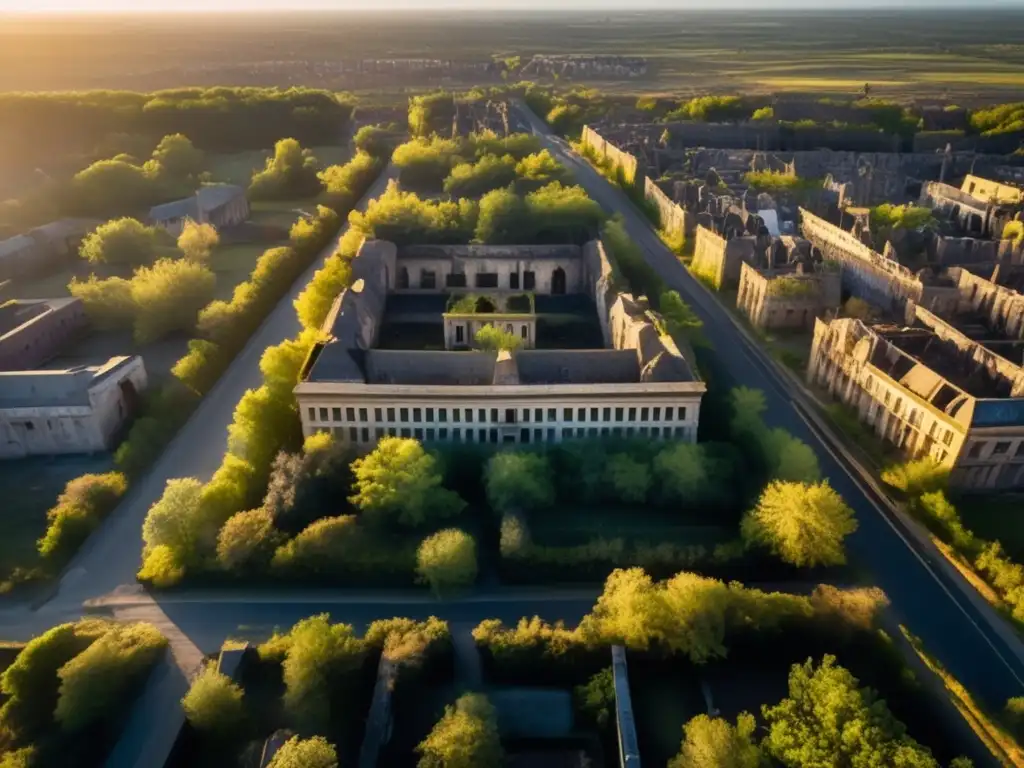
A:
737,262,841,330
295,238,705,450
808,312,1024,490
395,244,581,294
0,356,147,458
799,208,959,314
962,174,1023,204
0,298,87,371
149,184,250,237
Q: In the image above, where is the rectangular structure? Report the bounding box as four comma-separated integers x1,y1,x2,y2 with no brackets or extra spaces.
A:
295,239,705,450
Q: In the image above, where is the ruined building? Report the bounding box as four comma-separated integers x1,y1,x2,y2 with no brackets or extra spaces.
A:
808,306,1024,490
294,240,705,449
737,261,842,331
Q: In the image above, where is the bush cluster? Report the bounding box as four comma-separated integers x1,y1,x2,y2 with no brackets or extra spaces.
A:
0,619,165,767
248,138,323,201
883,458,1024,626
36,472,128,566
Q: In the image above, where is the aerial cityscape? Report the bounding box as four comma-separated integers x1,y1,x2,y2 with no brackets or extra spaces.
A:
2,2,1024,767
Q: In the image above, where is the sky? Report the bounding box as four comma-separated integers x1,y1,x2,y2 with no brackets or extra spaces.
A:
1,0,1022,11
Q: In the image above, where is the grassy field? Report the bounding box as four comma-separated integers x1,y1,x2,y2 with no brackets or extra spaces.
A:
0,454,114,580
956,494,1024,562
207,146,351,187
3,10,1024,103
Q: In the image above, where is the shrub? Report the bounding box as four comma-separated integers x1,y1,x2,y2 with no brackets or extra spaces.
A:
416,529,478,596
741,480,857,568
0,620,111,743
444,154,517,198
881,457,949,498
514,149,570,190
69,160,164,218
79,217,162,266
271,515,365,576
353,125,397,159
141,477,205,572
393,136,462,189
177,219,219,262
37,472,128,563
605,453,651,505
217,508,282,573
574,667,615,730
181,661,246,735
484,451,554,515
408,92,456,138
348,180,476,245
68,275,135,330
138,544,186,588
669,713,763,768
319,150,382,210
417,693,503,768
350,437,466,527
278,615,364,732
248,138,322,200
667,95,751,122
130,257,216,343
268,735,338,768
54,622,167,732
263,436,351,533
1004,220,1024,245
147,133,204,182
294,251,353,330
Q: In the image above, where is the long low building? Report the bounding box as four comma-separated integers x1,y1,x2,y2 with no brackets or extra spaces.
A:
808,306,1024,490
294,239,706,449
0,356,147,458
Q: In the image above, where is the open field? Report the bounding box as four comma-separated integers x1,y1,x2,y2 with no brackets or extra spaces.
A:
3,10,1024,103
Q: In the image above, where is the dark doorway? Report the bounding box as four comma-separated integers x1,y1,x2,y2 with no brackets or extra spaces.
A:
397,267,409,289
476,272,499,288
475,296,496,313
523,271,536,290
509,272,520,290
551,267,566,295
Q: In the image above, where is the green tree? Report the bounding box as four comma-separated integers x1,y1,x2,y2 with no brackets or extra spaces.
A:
350,437,466,526
79,218,161,266
742,480,857,568
669,713,763,768
280,615,364,732
69,159,161,217
574,667,615,729
484,451,554,515
653,443,713,507
659,290,703,336
762,656,938,768
55,623,167,732
514,149,570,189
606,453,650,504
137,544,185,587
417,529,478,596
417,693,503,768
146,133,204,182
37,472,128,562
354,125,396,159
181,661,245,735
130,257,216,343
767,429,821,483
268,735,338,768
249,138,321,201
177,219,219,262
217,508,282,573
474,186,528,244
69,274,135,330
473,324,523,351
141,478,205,568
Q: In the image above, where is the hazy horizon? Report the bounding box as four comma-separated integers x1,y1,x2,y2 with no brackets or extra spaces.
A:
2,0,1023,13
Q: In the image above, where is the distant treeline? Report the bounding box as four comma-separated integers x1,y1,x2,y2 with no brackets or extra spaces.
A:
0,87,353,183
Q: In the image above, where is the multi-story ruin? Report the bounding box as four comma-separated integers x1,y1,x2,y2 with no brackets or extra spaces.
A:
294,239,705,450
808,306,1024,490
737,261,841,331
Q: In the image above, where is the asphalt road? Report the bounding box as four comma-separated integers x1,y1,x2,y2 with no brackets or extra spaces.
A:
511,102,1024,711
30,167,398,623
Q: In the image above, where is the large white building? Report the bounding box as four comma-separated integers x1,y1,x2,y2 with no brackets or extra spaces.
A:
294,239,706,449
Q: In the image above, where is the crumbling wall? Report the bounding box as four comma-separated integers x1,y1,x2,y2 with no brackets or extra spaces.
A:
691,226,729,289
955,267,1024,340
644,177,692,239
800,208,933,311
581,125,638,184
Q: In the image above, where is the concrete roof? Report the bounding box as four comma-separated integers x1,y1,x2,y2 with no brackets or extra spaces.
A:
0,356,137,409
149,184,245,222
0,234,35,258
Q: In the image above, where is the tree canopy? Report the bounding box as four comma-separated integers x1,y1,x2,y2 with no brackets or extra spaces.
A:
741,480,857,568
484,451,555,515
350,437,466,527
417,693,503,768
417,529,478,596
669,713,763,768
79,218,162,266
